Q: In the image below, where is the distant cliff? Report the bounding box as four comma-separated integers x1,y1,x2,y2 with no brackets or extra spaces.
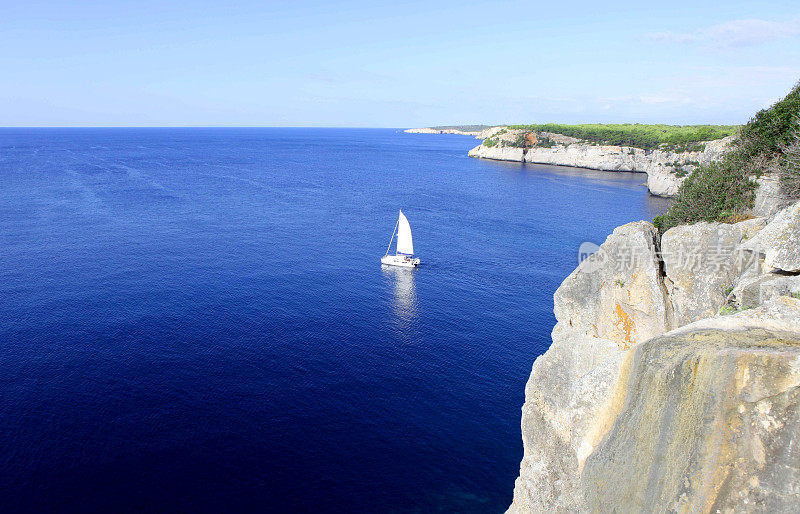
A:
404,126,504,138
468,129,733,197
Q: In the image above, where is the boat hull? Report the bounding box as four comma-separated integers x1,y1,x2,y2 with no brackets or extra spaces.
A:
381,255,420,268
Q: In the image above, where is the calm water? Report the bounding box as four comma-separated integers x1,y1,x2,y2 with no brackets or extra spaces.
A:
0,128,668,512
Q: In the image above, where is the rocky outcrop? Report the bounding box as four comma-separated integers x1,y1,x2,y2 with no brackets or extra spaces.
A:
660,218,765,326
508,201,800,513
733,274,800,309
754,172,787,218
742,201,800,273
468,134,733,197
583,297,800,513
510,222,671,513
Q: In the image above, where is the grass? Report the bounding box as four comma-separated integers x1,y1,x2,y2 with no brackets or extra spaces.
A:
719,304,755,316
505,123,737,150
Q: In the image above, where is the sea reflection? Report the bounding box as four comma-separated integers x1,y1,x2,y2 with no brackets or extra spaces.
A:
381,266,419,324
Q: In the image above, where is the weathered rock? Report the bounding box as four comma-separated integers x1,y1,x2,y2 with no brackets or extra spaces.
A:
742,201,800,273
508,205,800,513
754,171,787,218
732,273,800,309
510,328,625,513
509,222,670,513
468,144,525,162
739,216,771,239
646,167,683,197
555,221,671,346
661,219,765,327
583,297,800,513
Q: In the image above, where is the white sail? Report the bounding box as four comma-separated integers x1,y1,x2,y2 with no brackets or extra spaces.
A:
396,210,414,255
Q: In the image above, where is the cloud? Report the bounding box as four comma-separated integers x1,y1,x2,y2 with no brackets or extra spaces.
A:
646,17,800,48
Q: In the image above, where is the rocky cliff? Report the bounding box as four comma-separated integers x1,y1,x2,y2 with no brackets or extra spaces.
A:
468,133,733,197
404,126,504,138
508,200,800,513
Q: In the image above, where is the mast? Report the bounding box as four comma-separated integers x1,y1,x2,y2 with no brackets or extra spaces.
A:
385,213,399,256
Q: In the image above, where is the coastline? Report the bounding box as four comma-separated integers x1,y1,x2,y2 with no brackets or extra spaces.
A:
467,138,732,197
406,126,733,197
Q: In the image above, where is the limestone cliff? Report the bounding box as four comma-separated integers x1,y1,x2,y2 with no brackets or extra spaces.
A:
468,133,733,197
508,201,800,513
404,126,504,138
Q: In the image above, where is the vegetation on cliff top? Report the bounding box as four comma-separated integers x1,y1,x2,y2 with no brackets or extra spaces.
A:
430,125,492,132
654,82,800,231
506,123,736,150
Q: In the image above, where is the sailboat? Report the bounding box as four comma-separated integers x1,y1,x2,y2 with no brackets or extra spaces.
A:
381,210,420,268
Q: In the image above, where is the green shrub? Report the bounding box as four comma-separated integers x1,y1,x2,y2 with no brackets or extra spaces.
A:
737,85,800,161
655,81,800,231
505,123,736,150
672,166,688,178
483,137,498,147
535,136,556,148
653,159,757,231
771,127,800,202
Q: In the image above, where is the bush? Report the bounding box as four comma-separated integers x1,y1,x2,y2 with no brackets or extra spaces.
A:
655,81,800,231
771,126,800,202
535,136,556,148
505,123,736,150
672,166,688,178
737,85,800,161
653,159,757,231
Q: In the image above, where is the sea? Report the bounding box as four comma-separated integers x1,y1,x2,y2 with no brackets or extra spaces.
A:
0,128,668,512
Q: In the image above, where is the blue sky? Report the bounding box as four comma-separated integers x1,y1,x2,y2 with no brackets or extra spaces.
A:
1,0,799,126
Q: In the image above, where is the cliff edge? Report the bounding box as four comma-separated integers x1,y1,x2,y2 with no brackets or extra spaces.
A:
508,201,800,513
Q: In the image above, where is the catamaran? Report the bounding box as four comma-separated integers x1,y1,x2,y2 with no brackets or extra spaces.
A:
381,210,420,268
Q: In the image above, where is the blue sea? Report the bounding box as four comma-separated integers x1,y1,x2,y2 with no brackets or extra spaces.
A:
0,128,668,512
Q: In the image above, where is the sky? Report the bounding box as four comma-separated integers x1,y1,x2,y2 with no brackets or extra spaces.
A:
1,0,799,127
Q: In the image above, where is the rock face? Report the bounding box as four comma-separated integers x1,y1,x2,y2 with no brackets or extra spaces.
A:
510,222,671,513
508,201,800,513
660,219,765,327
468,135,733,197
733,274,800,309
583,298,800,513
742,201,800,273
555,222,671,346
754,172,787,218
